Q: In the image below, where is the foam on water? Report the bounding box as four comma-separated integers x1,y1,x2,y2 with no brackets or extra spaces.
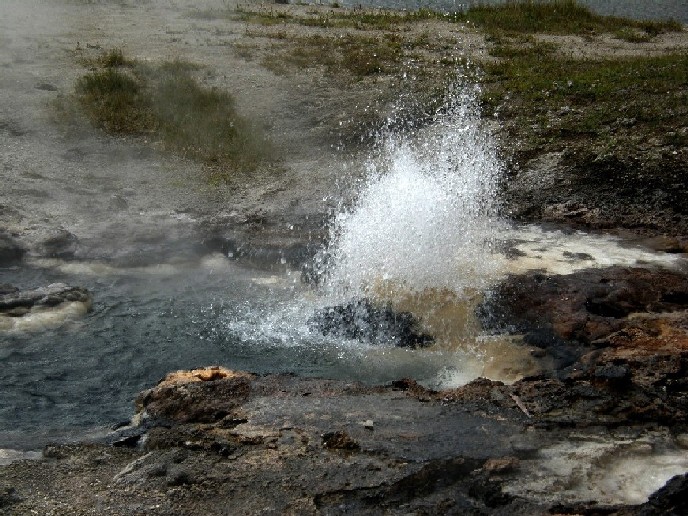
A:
505,430,688,505
501,225,685,276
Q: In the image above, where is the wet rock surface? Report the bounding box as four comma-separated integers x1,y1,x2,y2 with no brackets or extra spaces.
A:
0,283,92,332
3,365,688,514
503,128,688,240
309,298,434,348
477,266,688,427
0,283,91,316
480,266,688,344
0,283,90,311
639,472,688,516
0,368,528,514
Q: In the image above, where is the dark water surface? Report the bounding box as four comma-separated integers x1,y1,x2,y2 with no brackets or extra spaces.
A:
0,259,443,450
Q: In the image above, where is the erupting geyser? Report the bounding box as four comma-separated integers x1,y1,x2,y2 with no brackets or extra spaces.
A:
321,81,505,301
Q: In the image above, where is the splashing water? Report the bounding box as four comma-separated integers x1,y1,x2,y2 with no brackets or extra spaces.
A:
221,76,683,387
321,82,505,300
217,79,526,386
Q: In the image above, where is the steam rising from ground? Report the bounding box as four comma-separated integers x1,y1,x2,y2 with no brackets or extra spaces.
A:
321,82,504,300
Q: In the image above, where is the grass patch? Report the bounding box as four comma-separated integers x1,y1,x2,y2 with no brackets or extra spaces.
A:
482,45,688,150
76,67,153,133
456,2,684,153
450,0,682,37
75,51,270,177
234,7,294,26
99,47,130,68
328,8,437,30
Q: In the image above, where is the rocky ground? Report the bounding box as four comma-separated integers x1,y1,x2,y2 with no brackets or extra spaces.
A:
1,363,687,514
1,0,688,514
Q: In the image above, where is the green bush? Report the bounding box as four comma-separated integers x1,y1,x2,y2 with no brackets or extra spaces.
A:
76,52,270,177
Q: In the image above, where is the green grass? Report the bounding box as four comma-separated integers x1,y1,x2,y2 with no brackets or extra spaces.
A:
481,44,688,150
75,51,270,177
328,8,437,30
234,7,294,26
460,3,685,153
451,0,682,37
99,47,129,68
76,68,153,133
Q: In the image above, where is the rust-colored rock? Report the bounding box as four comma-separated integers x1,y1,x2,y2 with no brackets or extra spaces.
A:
482,457,519,474
481,266,688,346
136,367,254,424
156,366,251,388
439,377,510,405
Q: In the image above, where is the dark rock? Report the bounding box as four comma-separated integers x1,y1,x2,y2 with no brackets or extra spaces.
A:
477,266,688,424
38,228,79,259
508,348,688,426
166,468,192,486
638,473,688,516
0,284,18,295
479,267,688,345
0,283,91,313
593,364,631,383
0,485,21,508
523,329,583,372
0,231,25,265
661,291,688,306
309,298,434,348
390,378,435,400
146,463,168,478
314,456,493,513
135,367,253,424
112,434,142,448
468,472,514,508
504,149,688,235
322,431,359,450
